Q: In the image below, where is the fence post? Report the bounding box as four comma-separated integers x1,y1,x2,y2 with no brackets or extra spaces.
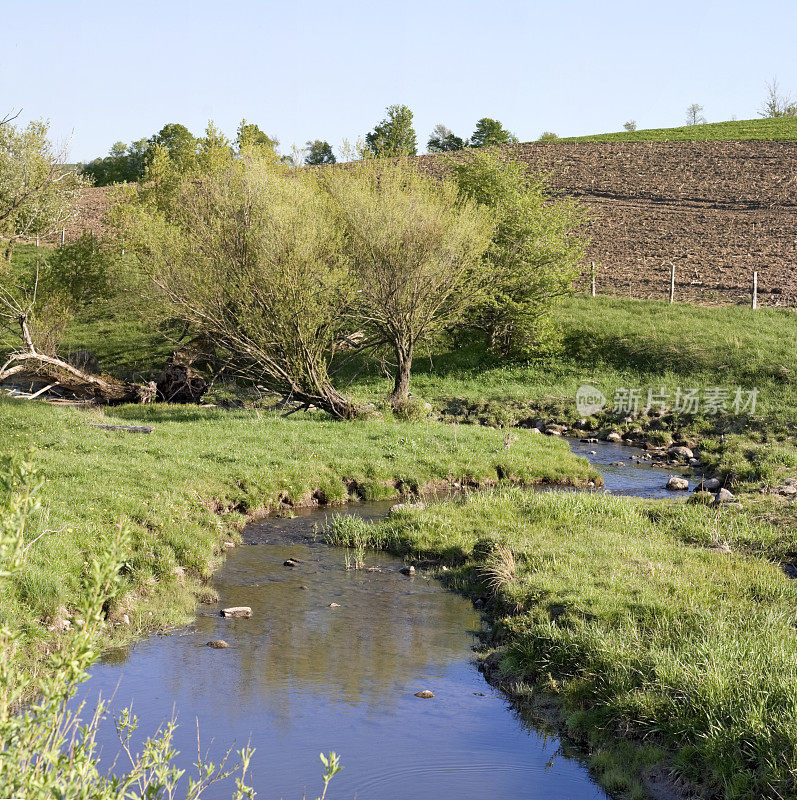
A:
669,263,676,303
590,262,596,297
35,234,39,247
61,228,65,245
752,271,758,309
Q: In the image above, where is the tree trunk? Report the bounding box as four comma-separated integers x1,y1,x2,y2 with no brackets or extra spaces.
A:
390,342,413,405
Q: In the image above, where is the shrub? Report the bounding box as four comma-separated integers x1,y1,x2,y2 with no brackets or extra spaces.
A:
449,150,586,359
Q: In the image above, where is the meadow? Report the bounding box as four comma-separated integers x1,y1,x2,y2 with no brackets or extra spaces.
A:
557,116,797,142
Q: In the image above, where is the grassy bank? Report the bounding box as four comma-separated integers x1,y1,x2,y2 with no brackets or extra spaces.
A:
327,489,797,800
555,116,797,142
343,296,797,502
0,396,597,662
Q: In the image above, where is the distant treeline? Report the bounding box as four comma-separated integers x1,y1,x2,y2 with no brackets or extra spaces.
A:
81,108,520,186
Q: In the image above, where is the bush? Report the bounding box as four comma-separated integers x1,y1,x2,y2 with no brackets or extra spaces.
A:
449,150,586,359
42,232,117,306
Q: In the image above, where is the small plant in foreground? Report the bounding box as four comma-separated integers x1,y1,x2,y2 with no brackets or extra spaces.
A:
0,458,256,799
317,751,343,800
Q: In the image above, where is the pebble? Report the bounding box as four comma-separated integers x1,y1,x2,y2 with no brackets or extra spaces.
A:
414,690,435,699
206,640,229,649
328,603,341,608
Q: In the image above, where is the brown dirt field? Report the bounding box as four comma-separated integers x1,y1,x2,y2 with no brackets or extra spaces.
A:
66,141,797,307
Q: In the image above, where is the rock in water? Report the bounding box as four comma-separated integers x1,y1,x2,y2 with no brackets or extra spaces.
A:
400,565,416,576
328,602,341,608
666,476,690,491
414,690,435,699
206,640,229,648
221,607,252,618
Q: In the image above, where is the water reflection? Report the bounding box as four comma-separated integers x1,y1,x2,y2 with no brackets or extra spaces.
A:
72,503,607,800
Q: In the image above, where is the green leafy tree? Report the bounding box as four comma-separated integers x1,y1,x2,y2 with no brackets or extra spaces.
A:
449,150,585,358
319,159,493,404
0,118,87,259
538,131,558,141
365,104,417,157
623,120,638,132
42,232,117,306
198,120,234,173
236,119,278,152
82,138,149,186
468,117,518,148
305,140,336,165
150,123,197,171
427,124,465,153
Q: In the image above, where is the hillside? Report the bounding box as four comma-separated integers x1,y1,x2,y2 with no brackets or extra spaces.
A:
416,139,797,306
557,116,797,142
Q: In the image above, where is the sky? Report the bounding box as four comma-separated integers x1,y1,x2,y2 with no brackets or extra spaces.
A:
2,0,796,162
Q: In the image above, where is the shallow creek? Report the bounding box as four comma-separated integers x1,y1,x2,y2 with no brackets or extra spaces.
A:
70,441,693,799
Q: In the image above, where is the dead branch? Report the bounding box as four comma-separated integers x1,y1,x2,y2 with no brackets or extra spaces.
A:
0,293,150,404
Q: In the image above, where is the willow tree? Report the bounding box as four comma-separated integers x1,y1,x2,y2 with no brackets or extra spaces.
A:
319,159,494,405
122,151,361,418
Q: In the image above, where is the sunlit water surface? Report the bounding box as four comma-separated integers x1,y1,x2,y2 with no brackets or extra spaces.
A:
71,441,689,799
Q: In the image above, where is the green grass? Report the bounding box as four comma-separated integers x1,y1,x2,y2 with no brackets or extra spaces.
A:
0,396,596,660
345,296,796,422
327,488,797,800
555,116,797,143
341,296,797,493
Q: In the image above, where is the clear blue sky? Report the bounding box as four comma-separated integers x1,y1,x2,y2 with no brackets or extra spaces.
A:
2,0,795,162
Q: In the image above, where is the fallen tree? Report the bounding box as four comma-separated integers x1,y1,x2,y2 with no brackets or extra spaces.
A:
0,290,152,404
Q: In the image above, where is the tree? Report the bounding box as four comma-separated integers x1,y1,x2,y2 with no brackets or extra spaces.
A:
623,120,637,132
468,118,518,148
427,124,465,153
319,159,493,404
150,123,197,171
759,77,797,118
305,140,336,165
236,119,278,152
365,105,417,157
685,104,706,126
538,131,558,141
449,150,586,359
197,121,233,173
0,118,87,259
122,151,362,419
82,138,149,186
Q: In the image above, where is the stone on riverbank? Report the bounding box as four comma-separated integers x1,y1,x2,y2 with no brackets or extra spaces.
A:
666,476,689,491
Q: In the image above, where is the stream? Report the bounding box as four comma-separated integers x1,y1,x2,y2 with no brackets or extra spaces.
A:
70,440,695,799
